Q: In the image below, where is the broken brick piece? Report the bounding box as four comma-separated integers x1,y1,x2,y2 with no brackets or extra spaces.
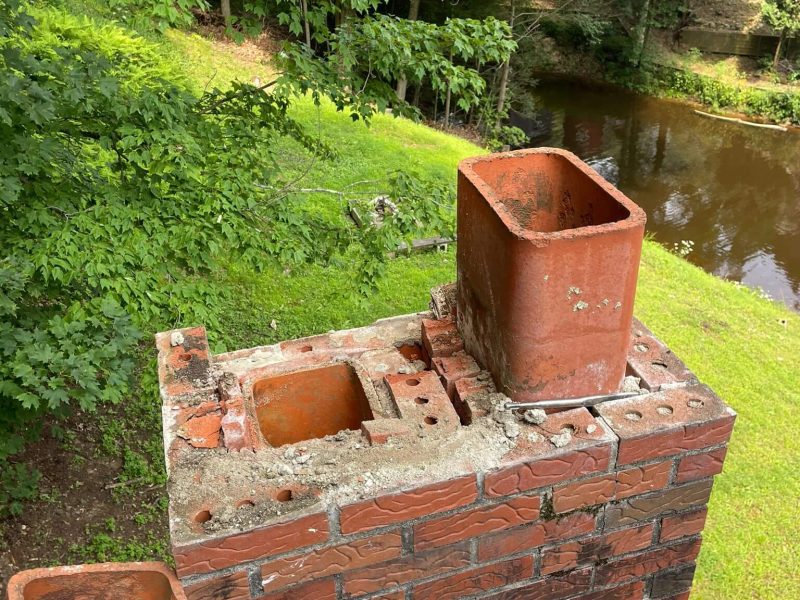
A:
384,371,459,433
361,419,415,445
432,352,481,395
421,317,464,358
177,413,222,449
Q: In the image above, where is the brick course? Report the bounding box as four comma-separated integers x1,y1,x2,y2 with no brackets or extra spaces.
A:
159,310,734,600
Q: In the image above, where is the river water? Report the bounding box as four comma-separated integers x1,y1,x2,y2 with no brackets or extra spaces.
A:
514,77,800,311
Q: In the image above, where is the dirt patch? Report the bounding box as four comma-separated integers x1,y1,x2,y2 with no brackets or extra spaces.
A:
689,0,767,33
0,400,169,597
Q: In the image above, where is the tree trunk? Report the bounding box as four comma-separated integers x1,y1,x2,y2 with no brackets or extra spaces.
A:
773,28,787,70
633,0,653,68
444,86,451,127
221,0,231,25
494,1,515,130
444,50,453,127
300,0,312,48
395,0,422,102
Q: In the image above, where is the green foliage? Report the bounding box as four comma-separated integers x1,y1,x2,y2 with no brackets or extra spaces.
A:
486,125,528,152
651,65,800,124
0,0,455,511
762,0,800,33
110,0,209,32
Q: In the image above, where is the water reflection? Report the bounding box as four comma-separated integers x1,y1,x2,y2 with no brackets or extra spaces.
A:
517,77,800,311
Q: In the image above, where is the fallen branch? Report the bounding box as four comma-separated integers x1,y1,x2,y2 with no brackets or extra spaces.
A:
104,476,145,490
693,109,788,132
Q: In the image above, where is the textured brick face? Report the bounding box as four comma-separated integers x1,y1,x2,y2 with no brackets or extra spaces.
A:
343,544,471,596
339,475,477,534
260,532,402,592
484,444,613,497
414,494,541,551
160,310,733,600
173,512,330,577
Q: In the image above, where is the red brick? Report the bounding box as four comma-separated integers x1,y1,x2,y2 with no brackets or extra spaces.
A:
260,577,336,600
477,511,596,561
452,376,493,424
676,447,727,483
432,352,481,395
482,567,593,600
484,444,612,497
571,580,646,600
184,570,251,600
626,329,695,392
595,538,702,586
660,508,708,542
616,462,672,499
596,386,735,465
372,592,405,600
414,495,541,551
651,563,696,598
361,419,415,446
421,317,464,358
658,593,690,600
542,524,653,575
411,555,533,600
604,480,712,530
339,475,477,534
260,532,401,592
343,544,470,596
173,512,329,577
384,371,460,434
553,474,616,513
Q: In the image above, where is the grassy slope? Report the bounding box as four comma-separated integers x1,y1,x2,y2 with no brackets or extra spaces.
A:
166,31,800,599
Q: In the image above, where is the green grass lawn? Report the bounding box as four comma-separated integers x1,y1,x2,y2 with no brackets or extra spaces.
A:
163,30,800,599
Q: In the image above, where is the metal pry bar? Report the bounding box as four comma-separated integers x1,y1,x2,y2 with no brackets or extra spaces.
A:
504,391,642,411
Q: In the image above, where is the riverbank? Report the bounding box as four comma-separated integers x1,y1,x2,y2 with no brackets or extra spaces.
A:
525,18,800,128
1,10,800,600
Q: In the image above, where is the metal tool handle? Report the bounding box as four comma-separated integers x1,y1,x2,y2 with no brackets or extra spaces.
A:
504,391,641,411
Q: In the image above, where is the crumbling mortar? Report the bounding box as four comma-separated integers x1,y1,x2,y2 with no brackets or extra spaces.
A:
593,416,620,471
469,538,479,564
595,504,607,533
643,572,655,598
328,504,342,541
400,527,414,556
524,549,537,579
668,457,680,486
246,564,262,599
334,573,344,600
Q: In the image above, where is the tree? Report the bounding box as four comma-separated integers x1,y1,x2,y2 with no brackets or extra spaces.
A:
395,0,421,102
762,0,800,69
0,0,454,513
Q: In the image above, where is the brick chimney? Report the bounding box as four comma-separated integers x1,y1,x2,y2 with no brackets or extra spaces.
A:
156,150,733,600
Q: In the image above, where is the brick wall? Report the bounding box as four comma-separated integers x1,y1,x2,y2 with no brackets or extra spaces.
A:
158,310,734,600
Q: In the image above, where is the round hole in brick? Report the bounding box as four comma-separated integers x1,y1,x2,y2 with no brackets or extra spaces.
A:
414,397,429,405
687,398,704,409
561,424,576,434
424,416,438,425
656,405,674,416
276,489,293,502
651,361,668,371
178,352,193,363
634,343,649,353
236,499,255,509
406,378,421,386
625,410,643,421
194,510,212,523
299,345,313,353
